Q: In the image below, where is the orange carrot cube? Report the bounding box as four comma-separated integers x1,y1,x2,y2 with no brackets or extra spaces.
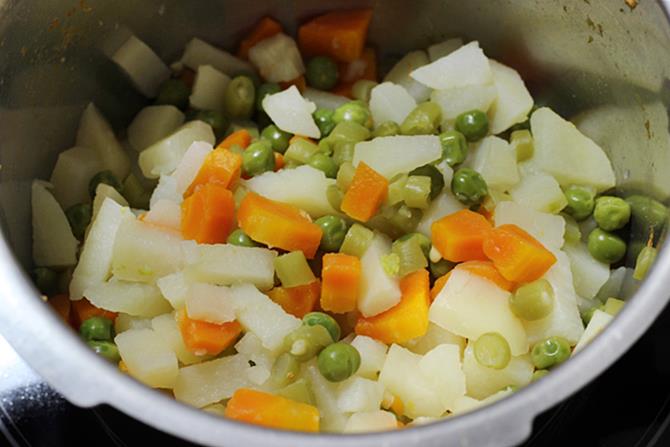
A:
340,162,388,222
320,253,361,313
177,310,242,356
431,209,492,262
267,280,321,318
181,183,235,244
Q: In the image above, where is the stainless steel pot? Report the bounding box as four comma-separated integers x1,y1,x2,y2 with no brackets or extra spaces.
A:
1,1,670,446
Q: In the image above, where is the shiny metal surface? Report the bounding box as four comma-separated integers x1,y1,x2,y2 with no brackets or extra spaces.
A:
1,1,670,446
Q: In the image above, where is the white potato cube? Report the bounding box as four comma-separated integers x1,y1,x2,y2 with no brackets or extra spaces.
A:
563,241,610,299
189,65,231,112
344,411,397,433
488,60,534,134
470,136,519,191
151,313,209,365
306,363,349,432
303,88,349,110
180,38,254,76
128,105,185,152
143,199,181,231
262,86,320,138
172,141,212,195
431,84,497,127
92,183,128,223
404,322,466,355
150,175,181,208
49,146,102,209
114,313,152,333
416,190,465,237
462,342,533,400
31,181,78,268
337,377,385,413
509,172,568,214
156,271,190,309
369,82,417,126
384,50,432,102
234,332,277,375
249,33,305,83
427,38,463,61
353,135,442,179
84,278,172,317
351,335,388,379
573,309,613,353
185,283,236,324
494,201,565,251
111,35,170,98
115,328,179,389
418,344,466,411
358,234,402,317
410,41,492,90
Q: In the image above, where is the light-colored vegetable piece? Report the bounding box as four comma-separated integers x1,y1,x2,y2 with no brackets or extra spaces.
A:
92,183,128,223
248,33,305,83
470,136,520,191
383,50,431,102
451,388,513,415
180,38,254,76
487,60,534,134
115,328,179,389
70,199,133,299
305,363,349,432
419,344,466,410
427,37,463,61
429,269,528,356
173,354,252,407
49,146,103,208
138,120,215,179
369,82,417,128
416,190,465,237
530,107,616,192
573,309,613,353
358,233,402,317
410,41,492,90
245,165,338,218
303,88,349,110
111,35,170,97
114,313,152,333
353,135,442,179
31,181,78,268
150,175,181,208
350,335,388,379
128,105,185,152
151,313,208,365
336,377,385,413
189,65,231,113
563,240,610,299
143,199,181,231
343,411,398,433
156,271,190,309
172,141,212,195
84,278,171,317
596,266,627,301
185,244,277,291
509,172,568,214
234,332,277,379
462,342,533,400
229,283,301,352
185,283,236,324
404,322,466,355
76,103,131,180
262,86,320,138
494,201,565,251
431,84,497,127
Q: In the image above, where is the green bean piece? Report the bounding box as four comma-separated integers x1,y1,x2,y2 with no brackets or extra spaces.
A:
315,215,349,252
563,185,596,221
80,316,114,342
593,196,631,231
256,82,281,112
270,353,301,388
396,232,431,258
227,229,259,247
276,378,314,405
581,306,598,326
400,102,442,135
603,297,625,316
305,56,339,90
303,312,341,342
392,236,428,277
510,129,534,162
430,259,455,279
317,138,334,157
372,121,401,138
509,279,555,321
332,142,355,166
352,80,378,103
328,121,371,144
123,174,150,210
626,194,668,237
326,184,344,211
340,223,375,257
531,336,571,369
474,332,511,370
285,138,320,165
274,251,316,288
562,214,582,245
333,100,371,128
155,78,190,109
65,203,92,240
191,110,230,139
33,267,58,295
381,253,401,277
88,340,121,363
313,108,336,137
409,164,445,200
451,167,488,206
387,174,408,206
260,124,292,154
633,245,657,280
381,203,422,235
89,170,122,199
317,342,361,382
438,130,468,167
242,140,275,177
283,324,333,362
223,75,256,120
455,109,489,142
532,369,549,381
403,175,432,209
587,228,626,264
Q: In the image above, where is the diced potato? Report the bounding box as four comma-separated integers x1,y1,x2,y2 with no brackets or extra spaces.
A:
70,199,133,299
84,278,172,317
487,60,533,134
358,234,402,317
418,344,466,411
76,103,131,180
115,328,179,389
573,309,613,353
138,120,215,179
49,146,103,209
303,87,349,110
189,65,231,112
509,172,567,214
128,105,185,152
494,201,565,251
429,269,528,355
350,335,388,379
111,35,170,98
410,41,492,90
245,165,338,218
369,82,417,127
431,84,497,127
185,283,236,324
305,363,349,432
462,342,533,400
337,377,385,413
151,313,209,365
427,38,463,61
263,86,320,138
353,135,442,179
234,332,277,375
249,33,305,83
416,190,465,237
563,241,610,299
31,181,78,268
451,388,513,415
343,411,397,433
276,378,314,405
156,271,190,309
143,199,181,232
172,141,212,195
470,136,519,191
203,404,227,417
92,183,128,223
404,322,466,355
230,283,301,352
530,107,616,192
384,50,432,102
150,175,181,208
114,313,152,333
180,38,254,76
185,244,277,290
173,354,252,407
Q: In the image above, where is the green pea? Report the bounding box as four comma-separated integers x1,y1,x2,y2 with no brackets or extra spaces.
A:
80,316,114,342
227,229,259,247
396,232,431,258
242,140,275,177
33,267,59,295
305,56,339,90
439,130,468,167
123,174,150,210
313,108,336,137
303,311,341,342
65,203,92,240
372,121,401,138
451,167,488,206
283,324,333,362
430,259,455,279
400,102,442,135
587,228,626,264
509,279,555,321
270,353,301,388
473,332,511,370
333,101,371,128
89,170,122,199
155,78,190,109
455,110,489,142
308,153,338,179
332,142,355,166
351,80,378,103
563,185,595,221
256,82,281,112
594,196,631,231
626,194,668,237
315,215,349,252
261,124,292,154
532,369,549,382
409,164,445,200
190,110,230,139
531,336,571,369
633,245,657,281
223,75,256,120
87,340,121,363
317,342,361,382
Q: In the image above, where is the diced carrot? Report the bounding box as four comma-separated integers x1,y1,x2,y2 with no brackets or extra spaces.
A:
279,75,306,92
483,224,557,283
237,17,283,59
355,269,430,344
178,69,196,89
340,162,388,222
177,309,242,356
237,192,323,258
430,272,451,301
225,388,320,432
186,148,242,196
431,209,493,262
298,9,373,63
48,293,71,323
390,395,404,417
320,253,361,313
267,280,321,318
217,129,252,151
274,152,285,171
181,183,235,244
72,298,117,328
430,260,514,300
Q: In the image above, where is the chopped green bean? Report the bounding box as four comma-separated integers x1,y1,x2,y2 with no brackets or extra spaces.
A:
336,162,356,191
326,184,344,211
401,102,442,135
392,236,428,277
603,297,625,316
352,80,378,102
303,312,341,342
372,121,400,138
633,245,657,280
274,251,316,288
403,175,432,209
474,332,511,370
387,174,408,206
276,378,314,405
340,223,374,257
327,121,371,144
438,130,468,167
285,139,319,165
510,129,534,162
283,324,332,362
223,75,255,120
332,142,355,166
270,353,301,388
396,232,431,258
409,164,445,200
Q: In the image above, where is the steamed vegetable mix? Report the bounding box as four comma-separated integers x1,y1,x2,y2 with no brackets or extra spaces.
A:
31,8,665,434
